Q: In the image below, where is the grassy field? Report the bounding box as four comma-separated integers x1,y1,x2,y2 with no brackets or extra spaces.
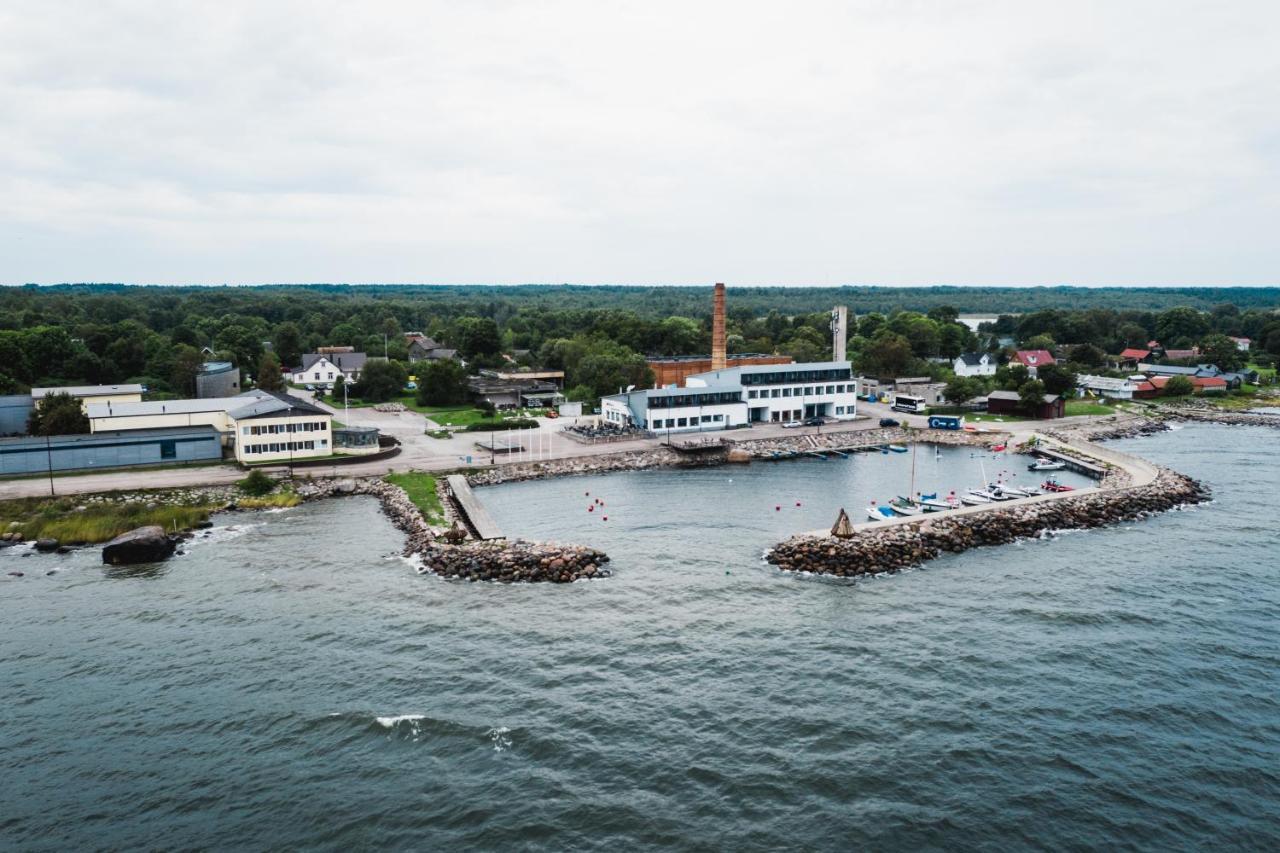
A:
1064,400,1116,417
384,473,445,524
0,496,216,544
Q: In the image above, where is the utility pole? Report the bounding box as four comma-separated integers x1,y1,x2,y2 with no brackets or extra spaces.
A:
45,434,55,497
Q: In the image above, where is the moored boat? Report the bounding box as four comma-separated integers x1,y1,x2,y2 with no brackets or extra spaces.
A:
1028,457,1066,471
866,502,897,521
887,444,908,453
1041,478,1075,492
889,497,922,516
960,492,990,505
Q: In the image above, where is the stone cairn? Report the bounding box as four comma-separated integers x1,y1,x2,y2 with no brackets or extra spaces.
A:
766,467,1209,579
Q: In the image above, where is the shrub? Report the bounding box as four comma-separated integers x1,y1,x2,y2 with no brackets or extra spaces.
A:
237,468,277,497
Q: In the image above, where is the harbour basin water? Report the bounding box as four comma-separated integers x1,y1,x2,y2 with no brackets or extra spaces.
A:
2,428,1277,849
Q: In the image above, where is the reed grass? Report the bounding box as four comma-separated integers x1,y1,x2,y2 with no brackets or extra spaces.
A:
1,501,214,544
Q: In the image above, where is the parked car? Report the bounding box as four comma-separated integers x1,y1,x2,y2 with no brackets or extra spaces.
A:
304,384,315,391
781,420,803,428
879,417,899,427
803,416,825,426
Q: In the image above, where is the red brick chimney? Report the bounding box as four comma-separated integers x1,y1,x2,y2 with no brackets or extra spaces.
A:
711,283,727,370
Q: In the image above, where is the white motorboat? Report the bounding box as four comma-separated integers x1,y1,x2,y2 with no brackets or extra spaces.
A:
867,503,897,521
889,498,922,517
917,493,955,512
1028,458,1066,471
991,483,1033,498
969,487,1005,502
960,492,991,506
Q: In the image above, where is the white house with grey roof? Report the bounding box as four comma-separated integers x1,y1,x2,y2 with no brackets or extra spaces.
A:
952,353,996,377
289,352,368,387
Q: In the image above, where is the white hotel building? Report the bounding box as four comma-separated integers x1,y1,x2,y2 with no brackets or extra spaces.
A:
602,361,859,433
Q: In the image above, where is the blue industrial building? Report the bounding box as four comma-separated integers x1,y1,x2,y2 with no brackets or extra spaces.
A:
0,426,223,476
0,395,34,437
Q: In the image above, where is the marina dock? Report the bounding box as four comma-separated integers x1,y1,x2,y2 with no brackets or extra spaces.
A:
445,475,505,540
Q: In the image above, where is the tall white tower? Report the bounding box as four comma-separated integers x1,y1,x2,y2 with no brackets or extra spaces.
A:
830,306,848,362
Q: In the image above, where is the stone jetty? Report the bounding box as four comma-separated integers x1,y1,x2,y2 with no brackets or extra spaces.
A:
416,539,609,583
766,467,1208,578
295,476,609,584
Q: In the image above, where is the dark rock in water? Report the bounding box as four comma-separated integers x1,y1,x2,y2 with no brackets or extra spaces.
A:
195,521,214,530
8,571,23,577
35,538,60,552
56,545,72,554
102,526,177,565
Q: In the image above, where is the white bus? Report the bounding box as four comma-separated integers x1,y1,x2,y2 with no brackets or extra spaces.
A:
892,394,927,414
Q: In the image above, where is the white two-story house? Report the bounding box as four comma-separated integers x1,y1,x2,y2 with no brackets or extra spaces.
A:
952,353,996,377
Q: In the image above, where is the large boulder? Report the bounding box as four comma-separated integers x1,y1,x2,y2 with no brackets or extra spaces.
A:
102,526,177,565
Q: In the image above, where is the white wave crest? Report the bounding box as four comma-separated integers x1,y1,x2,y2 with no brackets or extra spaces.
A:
488,726,512,752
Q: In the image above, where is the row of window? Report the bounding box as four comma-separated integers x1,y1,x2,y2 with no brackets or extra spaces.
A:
241,421,328,436
747,383,853,400
243,440,328,455
652,414,726,429
740,368,852,386
647,391,742,409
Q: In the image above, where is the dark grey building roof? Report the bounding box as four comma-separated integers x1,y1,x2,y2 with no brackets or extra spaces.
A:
300,352,368,373
957,352,989,366
231,390,329,420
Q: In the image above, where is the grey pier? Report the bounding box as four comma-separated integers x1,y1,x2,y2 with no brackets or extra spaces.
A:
445,475,505,540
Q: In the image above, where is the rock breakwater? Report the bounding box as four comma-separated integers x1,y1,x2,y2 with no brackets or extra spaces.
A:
766,468,1208,578
416,539,610,583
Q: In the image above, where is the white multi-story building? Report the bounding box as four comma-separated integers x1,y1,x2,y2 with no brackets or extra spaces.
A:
602,361,859,433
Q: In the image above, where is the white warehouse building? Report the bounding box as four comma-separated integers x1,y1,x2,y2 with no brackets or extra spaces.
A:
602,361,859,433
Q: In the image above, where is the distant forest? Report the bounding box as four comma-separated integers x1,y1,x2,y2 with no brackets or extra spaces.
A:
1,283,1277,403
8,282,1280,315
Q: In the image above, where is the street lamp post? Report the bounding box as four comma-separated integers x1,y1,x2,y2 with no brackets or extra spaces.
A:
45,434,55,497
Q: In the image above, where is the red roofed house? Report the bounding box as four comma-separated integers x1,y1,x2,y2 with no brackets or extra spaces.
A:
1131,379,1160,399
1116,348,1151,369
1013,349,1056,377
1191,376,1228,394
1161,347,1200,362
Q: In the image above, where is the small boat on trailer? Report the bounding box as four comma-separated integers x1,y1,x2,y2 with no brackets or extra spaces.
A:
1028,457,1066,471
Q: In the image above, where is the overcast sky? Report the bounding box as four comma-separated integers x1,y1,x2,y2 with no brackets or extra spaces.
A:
2,1,1278,286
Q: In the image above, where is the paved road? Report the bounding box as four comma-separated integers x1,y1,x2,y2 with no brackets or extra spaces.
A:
0,395,1144,500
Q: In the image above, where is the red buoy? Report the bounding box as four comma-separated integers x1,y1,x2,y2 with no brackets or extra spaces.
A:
796,501,801,507
776,505,781,511
588,505,594,512
602,516,608,521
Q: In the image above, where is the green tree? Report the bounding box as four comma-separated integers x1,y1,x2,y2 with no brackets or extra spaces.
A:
943,377,980,406
1163,375,1194,397
331,374,346,400
28,392,89,436
415,359,469,406
1017,379,1048,416
565,383,596,403
857,332,915,378
274,322,303,368
994,363,1030,391
1155,307,1209,346
1036,363,1078,397
1069,343,1106,367
256,351,285,392
353,359,407,403
1198,334,1245,372
170,344,205,397
454,317,501,359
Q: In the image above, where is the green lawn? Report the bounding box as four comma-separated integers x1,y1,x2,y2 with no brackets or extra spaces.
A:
965,413,1025,423
384,472,445,524
1064,400,1115,417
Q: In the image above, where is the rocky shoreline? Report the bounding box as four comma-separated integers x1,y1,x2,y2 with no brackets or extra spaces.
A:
766,467,1209,579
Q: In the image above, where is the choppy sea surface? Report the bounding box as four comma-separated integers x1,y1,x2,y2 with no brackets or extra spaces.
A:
2,427,1278,850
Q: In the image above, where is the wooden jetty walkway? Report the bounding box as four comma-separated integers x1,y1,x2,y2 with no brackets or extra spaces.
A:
445,475,504,540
